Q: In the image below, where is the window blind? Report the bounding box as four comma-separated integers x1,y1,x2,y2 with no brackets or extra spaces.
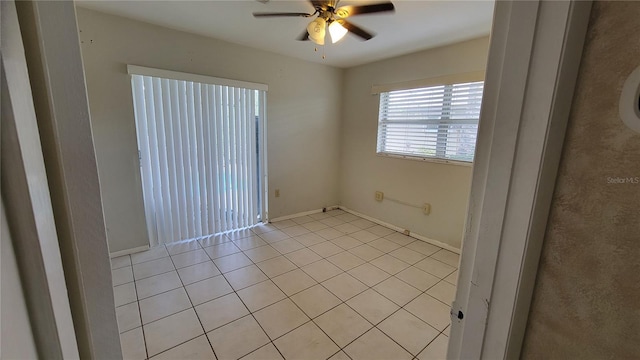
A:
377,81,484,163
131,74,266,246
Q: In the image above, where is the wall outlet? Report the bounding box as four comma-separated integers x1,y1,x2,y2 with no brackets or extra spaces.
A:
423,203,431,215
375,191,384,201
275,189,280,197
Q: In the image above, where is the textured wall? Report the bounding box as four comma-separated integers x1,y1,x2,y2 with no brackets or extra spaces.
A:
522,2,640,358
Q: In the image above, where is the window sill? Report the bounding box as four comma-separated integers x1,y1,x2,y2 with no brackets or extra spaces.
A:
376,152,474,167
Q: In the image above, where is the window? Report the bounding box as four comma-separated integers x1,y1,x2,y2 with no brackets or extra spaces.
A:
129,66,267,246
376,81,484,163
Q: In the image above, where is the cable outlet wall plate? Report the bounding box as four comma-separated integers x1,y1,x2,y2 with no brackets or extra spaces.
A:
619,65,640,133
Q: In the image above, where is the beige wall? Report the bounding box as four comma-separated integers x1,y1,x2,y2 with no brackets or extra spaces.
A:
78,7,490,252
339,37,490,248
522,2,640,357
77,9,343,252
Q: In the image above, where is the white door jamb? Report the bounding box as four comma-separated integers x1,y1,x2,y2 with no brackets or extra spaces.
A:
449,1,593,358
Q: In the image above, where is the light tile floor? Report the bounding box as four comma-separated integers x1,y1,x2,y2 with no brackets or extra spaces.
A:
112,209,459,360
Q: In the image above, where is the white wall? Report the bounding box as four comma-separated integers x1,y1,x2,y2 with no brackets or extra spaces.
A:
339,37,490,248
77,8,343,252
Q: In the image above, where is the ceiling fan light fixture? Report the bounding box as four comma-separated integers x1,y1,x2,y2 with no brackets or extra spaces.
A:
307,17,326,45
253,0,395,45
329,21,348,43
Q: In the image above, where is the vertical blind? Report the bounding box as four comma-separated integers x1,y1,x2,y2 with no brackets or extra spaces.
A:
131,73,266,246
376,81,484,162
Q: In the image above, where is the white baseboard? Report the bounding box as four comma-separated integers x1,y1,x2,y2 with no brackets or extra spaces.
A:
269,205,340,222
338,206,461,254
111,205,458,256
110,244,149,258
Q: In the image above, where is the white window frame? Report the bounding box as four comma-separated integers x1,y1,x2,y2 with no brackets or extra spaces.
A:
373,72,485,166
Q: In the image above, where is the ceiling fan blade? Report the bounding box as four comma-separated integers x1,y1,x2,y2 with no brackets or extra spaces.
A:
338,20,374,40
308,0,324,9
336,2,395,17
298,31,310,41
253,12,313,18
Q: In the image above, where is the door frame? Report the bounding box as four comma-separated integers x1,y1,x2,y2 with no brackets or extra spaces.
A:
4,0,120,357
1,1,80,357
449,0,592,358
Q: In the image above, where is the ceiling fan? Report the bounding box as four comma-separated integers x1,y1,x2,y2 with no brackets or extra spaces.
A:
253,0,395,45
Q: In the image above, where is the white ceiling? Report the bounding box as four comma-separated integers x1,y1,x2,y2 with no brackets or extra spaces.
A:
77,0,495,68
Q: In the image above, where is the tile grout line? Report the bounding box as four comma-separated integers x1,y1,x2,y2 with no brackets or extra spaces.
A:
112,210,458,359
275,242,415,357
119,246,257,287
303,246,428,356
327,266,449,358
200,229,289,360
338,304,418,357
117,257,449,343
118,225,454,324
130,254,149,360
115,213,302,354
146,241,221,360
249,255,346,358
218,267,288,359
291,218,455,357
209,215,362,358
180,239,221,360
260,212,457,356
119,256,452,329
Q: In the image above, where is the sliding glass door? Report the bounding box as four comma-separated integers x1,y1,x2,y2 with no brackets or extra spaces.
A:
130,68,266,246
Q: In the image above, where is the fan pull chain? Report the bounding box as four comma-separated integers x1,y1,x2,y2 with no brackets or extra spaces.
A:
312,46,326,60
